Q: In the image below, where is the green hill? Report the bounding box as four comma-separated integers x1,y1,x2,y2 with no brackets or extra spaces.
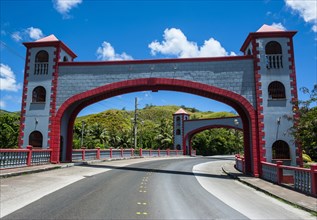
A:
73,105,240,154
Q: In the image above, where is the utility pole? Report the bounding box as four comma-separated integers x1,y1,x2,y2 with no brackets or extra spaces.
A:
81,121,85,147
133,97,138,149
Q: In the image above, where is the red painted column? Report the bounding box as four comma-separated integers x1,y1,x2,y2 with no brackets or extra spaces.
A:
276,161,283,184
96,147,100,160
158,149,160,157
131,148,134,157
121,147,123,158
110,148,113,159
139,148,142,157
311,165,317,196
26,145,32,166
167,149,170,156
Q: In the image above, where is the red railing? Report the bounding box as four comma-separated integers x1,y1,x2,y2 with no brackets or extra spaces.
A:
0,146,52,169
234,155,317,197
72,148,183,161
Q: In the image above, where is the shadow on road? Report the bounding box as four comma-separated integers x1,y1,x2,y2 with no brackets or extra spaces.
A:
81,157,234,180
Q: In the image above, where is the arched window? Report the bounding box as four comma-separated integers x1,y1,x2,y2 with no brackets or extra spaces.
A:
29,131,43,148
63,56,68,62
176,117,180,126
268,81,286,99
265,41,283,69
176,129,181,135
34,50,49,75
272,140,290,159
32,86,46,102
176,144,181,150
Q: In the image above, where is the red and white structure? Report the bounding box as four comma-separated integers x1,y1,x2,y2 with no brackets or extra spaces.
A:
18,24,300,177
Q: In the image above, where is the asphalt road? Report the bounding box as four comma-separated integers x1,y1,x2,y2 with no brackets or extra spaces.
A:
2,157,314,219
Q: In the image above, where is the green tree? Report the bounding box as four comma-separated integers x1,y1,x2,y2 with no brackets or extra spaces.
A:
0,113,20,148
292,86,317,161
192,128,243,156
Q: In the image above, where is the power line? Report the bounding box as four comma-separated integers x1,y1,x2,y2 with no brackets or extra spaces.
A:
0,40,25,61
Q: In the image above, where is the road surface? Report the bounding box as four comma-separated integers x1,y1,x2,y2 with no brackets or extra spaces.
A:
1,156,314,219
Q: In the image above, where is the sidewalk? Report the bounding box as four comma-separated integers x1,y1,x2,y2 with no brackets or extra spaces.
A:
222,161,317,214
0,163,75,178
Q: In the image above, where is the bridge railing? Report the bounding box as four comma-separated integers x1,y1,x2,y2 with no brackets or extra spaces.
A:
0,146,52,169
234,155,317,197
0,147,184,169
72,148,182,161
140,149,182,157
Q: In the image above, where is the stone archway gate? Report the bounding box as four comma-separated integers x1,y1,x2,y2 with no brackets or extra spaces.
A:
20,25,300,177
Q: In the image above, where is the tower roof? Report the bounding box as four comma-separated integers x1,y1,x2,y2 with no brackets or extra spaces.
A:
35,34,59,42
23,34,77,59
174,108,189,115
256,24,285,33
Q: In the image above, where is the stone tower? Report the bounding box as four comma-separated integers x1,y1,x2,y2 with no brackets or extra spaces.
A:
240,24,300,166
19,35,76,153
173,108,189,153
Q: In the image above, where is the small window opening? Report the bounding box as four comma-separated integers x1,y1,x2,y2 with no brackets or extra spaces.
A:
32,86,46,102
272,140,290,159
34,50,49,75
268,81,286,99
176,129,181,135
265,41,283,69
176,117,180,126
29,131,43,148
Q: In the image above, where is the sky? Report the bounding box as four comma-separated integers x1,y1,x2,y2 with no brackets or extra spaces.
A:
0,0,316,116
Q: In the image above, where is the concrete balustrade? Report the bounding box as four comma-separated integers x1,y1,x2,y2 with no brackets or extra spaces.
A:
235,155,317,197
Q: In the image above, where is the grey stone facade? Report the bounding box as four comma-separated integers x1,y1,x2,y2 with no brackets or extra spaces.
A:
20,26,299,169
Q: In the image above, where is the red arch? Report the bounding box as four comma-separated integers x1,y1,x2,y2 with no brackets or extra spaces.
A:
50,78,259,176
184,124,243,156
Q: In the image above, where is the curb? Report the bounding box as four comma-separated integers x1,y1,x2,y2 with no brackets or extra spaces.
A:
0,166,62,179
221,166,317,215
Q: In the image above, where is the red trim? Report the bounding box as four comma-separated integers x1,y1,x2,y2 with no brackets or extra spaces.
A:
48,46,61,163
185,124,244,154
50,78,259,176
185,116,240,122
287,38,302,166
18,49,31,148
251,39,264,170
58,55,253,66
23,41,77,59
241,31,297,52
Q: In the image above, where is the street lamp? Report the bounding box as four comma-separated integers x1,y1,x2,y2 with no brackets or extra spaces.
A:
234,118,239,127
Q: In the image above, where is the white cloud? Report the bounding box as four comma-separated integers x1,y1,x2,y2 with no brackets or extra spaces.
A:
270,22,287,31
149,28,236,58
96,41,133,61
11,27,44,42
26,27,44,40
53,0,82,18
0,63,21,91
285,0,317,32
